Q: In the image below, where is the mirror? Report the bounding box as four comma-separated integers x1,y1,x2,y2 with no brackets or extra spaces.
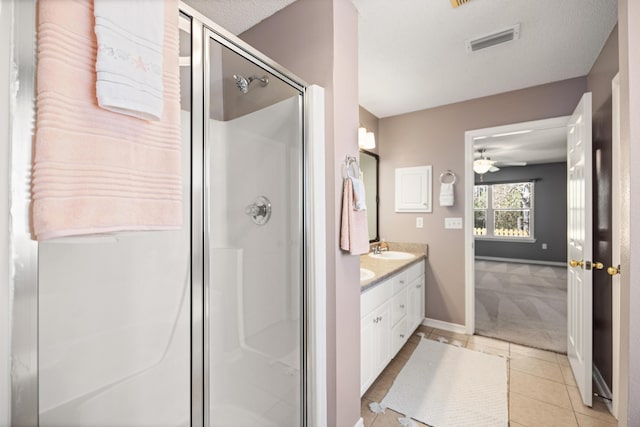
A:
359,149,379,242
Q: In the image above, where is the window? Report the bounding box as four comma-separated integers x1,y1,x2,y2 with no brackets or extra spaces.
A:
473,181,534,239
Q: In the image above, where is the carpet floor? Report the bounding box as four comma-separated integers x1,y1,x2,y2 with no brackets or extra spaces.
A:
475,260,567,353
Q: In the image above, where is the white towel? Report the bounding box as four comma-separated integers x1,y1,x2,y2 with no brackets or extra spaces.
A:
94,0,164,120
439,182,454,206
351,176,367,211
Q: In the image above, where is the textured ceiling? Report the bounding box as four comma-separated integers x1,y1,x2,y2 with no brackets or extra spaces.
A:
182,0,617,162
354,0,617,118
182,0,298,35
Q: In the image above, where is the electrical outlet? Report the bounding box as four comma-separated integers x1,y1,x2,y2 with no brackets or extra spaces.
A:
445,217,463,229
416,217,424,228
542,243,548,250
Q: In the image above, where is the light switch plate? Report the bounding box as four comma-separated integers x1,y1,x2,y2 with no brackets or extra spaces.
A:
416,217,424,228
445,217,463,229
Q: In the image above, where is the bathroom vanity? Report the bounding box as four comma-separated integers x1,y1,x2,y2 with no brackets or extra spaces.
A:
360,251,426,396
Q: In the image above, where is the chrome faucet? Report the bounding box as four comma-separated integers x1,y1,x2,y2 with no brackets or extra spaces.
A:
372,242,389,254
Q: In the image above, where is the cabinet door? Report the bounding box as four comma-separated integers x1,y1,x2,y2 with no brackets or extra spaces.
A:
360,310,376,396
395,166,432,212
375,301,393,373
408,276,425,332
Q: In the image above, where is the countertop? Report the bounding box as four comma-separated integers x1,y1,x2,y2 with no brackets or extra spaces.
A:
360,242,428,293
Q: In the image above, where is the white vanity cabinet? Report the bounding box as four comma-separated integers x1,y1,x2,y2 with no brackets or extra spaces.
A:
360,260,425,396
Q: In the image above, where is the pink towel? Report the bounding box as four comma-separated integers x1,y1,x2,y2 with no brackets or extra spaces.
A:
340,178,370,255
33,0,181,240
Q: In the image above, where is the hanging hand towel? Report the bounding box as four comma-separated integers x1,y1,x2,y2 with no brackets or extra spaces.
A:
33,0,181,240
94,0,164,120
340,178,370,255
439,182,454,206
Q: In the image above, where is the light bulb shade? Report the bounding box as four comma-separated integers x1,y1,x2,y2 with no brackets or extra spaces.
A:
358,127,376,149
473,158,493,174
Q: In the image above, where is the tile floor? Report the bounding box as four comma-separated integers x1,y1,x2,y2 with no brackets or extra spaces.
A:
361,325,618,427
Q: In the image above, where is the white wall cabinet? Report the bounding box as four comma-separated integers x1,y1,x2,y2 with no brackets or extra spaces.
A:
395,166,432,212
360,260,425,395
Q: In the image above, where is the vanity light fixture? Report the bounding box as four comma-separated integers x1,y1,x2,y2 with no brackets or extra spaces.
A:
358,127,376,150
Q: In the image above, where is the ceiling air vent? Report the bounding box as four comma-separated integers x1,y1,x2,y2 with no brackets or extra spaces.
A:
450,0,471,8
467,24,521,52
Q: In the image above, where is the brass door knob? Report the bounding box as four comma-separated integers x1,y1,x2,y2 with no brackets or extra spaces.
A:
569,259,584,268
593,262,604,270
607,266,620,276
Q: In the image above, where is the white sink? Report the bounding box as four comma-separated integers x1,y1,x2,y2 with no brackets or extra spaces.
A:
360,268,375,281
368,251,416,260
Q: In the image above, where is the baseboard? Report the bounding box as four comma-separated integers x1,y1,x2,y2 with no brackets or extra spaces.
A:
422,317,467,335
475,256,566,267
354,417,364,427
593,366,614,414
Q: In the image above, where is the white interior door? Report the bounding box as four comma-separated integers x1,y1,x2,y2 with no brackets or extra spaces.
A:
567,92,593,407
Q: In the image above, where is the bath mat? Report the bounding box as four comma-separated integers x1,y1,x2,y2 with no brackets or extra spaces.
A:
381,339,508,427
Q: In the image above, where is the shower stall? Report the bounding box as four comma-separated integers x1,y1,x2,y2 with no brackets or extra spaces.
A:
9,2,325,426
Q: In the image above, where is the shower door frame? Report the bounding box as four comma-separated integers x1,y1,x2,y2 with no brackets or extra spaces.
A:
8,1,326,425
184,2,326,424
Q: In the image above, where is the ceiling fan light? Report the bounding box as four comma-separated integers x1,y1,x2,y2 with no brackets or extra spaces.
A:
473,158,493,174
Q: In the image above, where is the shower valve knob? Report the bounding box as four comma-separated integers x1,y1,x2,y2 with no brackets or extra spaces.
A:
245,196,272,225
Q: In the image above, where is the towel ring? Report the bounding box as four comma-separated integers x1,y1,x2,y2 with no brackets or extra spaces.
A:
440,170,456,184
343,155,359,179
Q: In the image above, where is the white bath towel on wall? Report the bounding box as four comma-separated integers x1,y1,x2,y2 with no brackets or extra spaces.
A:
94,0,164,120
439,182,454,206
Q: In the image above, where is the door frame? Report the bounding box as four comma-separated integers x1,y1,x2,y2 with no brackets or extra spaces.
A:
463,116,570,335
611,72,621,419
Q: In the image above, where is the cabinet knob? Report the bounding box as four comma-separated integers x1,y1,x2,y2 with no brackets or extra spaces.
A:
416,284,422,288
400,334,405,338
399,280,405,284
400,304,405,309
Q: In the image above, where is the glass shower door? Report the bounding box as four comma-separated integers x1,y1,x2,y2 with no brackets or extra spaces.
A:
37,15,193,427
204,32,305,427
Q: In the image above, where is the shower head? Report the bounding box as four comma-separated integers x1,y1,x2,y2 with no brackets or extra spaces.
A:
233,74,269,94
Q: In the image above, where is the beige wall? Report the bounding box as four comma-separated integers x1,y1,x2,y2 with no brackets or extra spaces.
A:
619,0,640,423
378,77,587,325
359,106,379,155
588,25,619,111
241,1,361,426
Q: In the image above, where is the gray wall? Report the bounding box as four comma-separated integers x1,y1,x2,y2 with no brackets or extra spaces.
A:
379,77,587,326
474,163,567,263
241,2,361,426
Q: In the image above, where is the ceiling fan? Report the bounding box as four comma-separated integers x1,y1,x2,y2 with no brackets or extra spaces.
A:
473,149,527,175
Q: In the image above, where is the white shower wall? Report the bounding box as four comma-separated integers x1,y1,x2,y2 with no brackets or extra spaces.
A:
208,95,302,426
209,95,302,343
37,112,192,427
